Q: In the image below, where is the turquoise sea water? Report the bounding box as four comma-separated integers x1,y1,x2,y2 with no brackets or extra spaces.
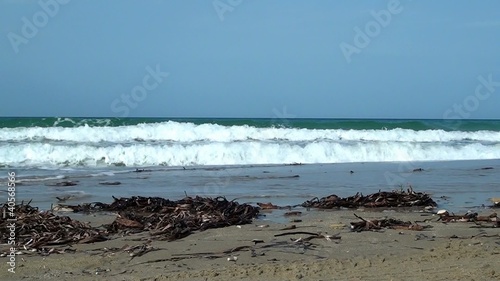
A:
2,117,500,131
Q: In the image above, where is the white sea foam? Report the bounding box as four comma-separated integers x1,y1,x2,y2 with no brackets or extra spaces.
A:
15,175,66,183
1,121,499,167
90,172,116,177
1,140,499,167
1,121,499,143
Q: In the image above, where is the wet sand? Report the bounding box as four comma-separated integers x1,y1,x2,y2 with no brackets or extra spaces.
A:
8,159,500,215
2,209,499,281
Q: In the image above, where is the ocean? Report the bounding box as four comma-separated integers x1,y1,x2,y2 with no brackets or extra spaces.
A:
1,117,499,216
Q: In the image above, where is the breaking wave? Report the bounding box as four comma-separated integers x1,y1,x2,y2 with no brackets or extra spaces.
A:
1,121,499,167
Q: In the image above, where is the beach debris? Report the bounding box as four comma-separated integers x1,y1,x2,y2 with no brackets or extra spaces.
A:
280,225,297,230
439,196,451,201
157,245,253,262
424,206,434,211
251,239,264,245
415,233,435,241
1,196,259,255
115,215,144,229
56,195,260,241
274,231,318,237
349,213,431,232
99,181,121,185
51,204,76,212
257,202,279,209
437,211,498,223
134,168,151,173
0,201,107,253
46,180,79,186
154,237,334,264
330,223,346,229
302,187,437,209
437,209,448,216
55,195,79,202
435,209,499,228
275,231,341,240
256,202,292,210
284,211,302,216
478,167,494,170
490,197,500,208
125,242,157,259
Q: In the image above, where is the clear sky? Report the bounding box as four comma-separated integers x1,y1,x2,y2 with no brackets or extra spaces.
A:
1,0,499,119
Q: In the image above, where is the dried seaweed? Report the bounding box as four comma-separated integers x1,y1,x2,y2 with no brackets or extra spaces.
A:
302,187,436,209
0,196,260,254
349,213,432,232
0,202,107,251
437,211,498,225
54,196,259,241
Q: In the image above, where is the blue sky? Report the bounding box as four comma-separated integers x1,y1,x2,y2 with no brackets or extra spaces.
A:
1,0,499,118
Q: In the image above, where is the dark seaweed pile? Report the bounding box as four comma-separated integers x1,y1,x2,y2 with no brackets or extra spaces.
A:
302,188,437,209
0,202,107,250
0,196,260,250
100,196,260,240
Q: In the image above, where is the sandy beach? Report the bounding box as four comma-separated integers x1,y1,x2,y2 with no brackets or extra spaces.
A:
2,208,499,281
2,0,500,279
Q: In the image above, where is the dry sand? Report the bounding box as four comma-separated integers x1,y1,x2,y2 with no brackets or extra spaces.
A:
1,209,499,281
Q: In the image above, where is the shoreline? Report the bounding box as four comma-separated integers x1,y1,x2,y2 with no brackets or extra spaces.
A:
1,209,499,280
4,159,500,214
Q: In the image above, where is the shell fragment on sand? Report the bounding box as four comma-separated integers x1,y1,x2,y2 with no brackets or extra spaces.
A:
437,210,449,215
51,204,75,212
330,223,347,229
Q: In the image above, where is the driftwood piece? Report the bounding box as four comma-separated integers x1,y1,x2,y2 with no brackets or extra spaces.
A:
350,213,431,232
274,231,321,237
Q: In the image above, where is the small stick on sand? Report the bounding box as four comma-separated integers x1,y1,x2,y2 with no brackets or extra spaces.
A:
274,231,322,237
